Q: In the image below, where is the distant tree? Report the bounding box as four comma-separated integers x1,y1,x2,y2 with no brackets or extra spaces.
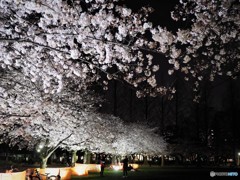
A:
112,123,167,156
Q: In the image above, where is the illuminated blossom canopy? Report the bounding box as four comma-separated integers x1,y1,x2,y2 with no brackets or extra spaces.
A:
0,71,166,168
0,0,238,98
0,70,100,149
0,0,165,97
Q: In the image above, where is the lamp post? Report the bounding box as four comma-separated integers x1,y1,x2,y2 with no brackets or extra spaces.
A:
37,144,44,153
238,152,240,166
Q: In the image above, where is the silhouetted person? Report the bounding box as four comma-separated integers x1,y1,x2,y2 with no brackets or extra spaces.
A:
122,157,128,178
100,160,105,177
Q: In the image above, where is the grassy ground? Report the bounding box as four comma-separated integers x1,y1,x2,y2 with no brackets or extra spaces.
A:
71,166,240,180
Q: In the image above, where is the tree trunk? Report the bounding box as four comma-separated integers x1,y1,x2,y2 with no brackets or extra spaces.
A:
230,80,237,165
39,150,56,169
195,103,200,140
145,96,148,122
131,154,136,163
129,88,133,122
83,150,91,164
38,134,72,168
175,82,178,131
113,80,117,116
161,96,165,133
117,155,121,164
161,155,164,167
204,86,209,145
71,150,78,167
40,157,48,169
143,155,148,165
112,155,118,165
5,151,9,162
4,145,9,162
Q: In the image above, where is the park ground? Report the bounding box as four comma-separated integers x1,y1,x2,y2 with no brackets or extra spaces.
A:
72,166,240,180
1,163,239,179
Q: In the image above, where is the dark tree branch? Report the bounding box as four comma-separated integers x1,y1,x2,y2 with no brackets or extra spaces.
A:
0,112,32,118
45,133,73,160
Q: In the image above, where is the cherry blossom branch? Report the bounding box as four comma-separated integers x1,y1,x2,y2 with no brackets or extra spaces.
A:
62,139,90,146
0,112,36,118
85,35,162,54
0,37,146,93
0,38,68,54
45,133,73,159
0,37,116,76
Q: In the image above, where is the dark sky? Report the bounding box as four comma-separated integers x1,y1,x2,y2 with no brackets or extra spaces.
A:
123,1,184,87
124,0,182,32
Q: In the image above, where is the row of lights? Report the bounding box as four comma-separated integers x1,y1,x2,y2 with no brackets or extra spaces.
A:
35,145,240,166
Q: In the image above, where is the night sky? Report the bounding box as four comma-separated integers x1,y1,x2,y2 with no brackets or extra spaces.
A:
124,0,183,31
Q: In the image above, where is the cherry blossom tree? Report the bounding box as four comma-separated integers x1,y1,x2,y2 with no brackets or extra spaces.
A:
0,70,100,168
112,123,167,156
0,0,239,98
0,70,166,168
66,114,167,156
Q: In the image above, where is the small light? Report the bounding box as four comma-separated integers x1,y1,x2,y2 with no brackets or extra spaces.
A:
238,152,240,156
39,144,43,149
112,165,121,171
37,149,40,153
